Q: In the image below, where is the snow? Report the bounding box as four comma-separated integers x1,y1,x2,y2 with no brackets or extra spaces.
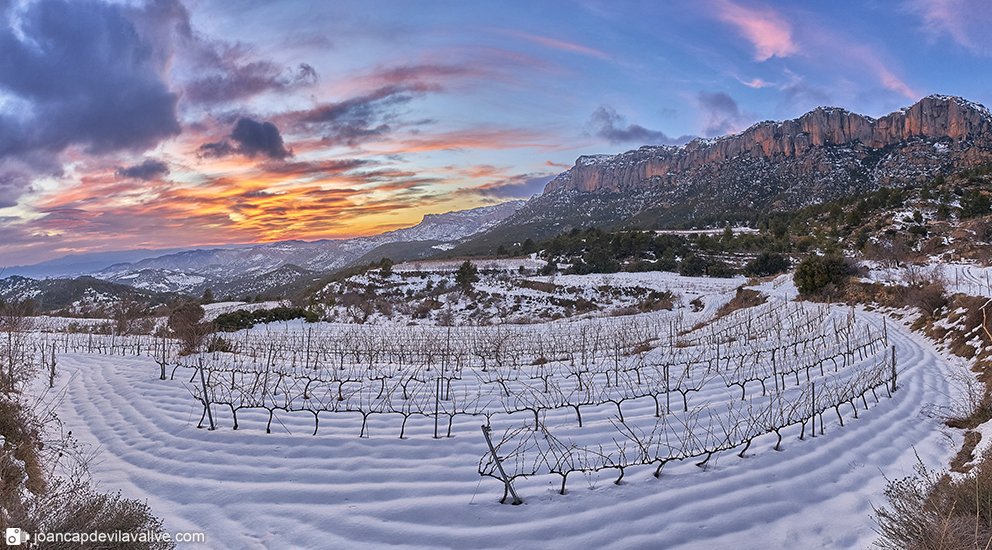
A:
861,262,992,297
37,276,965,550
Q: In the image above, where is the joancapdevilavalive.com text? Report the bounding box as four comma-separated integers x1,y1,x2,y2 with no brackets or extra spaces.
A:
5,527,205,546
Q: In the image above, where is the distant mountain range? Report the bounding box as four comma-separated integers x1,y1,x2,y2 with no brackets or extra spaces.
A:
2,201,524,303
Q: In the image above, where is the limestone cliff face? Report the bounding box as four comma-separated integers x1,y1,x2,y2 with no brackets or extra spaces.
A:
545,95,992,197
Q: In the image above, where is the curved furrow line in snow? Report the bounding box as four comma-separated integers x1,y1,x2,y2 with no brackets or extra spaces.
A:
51,311,961,550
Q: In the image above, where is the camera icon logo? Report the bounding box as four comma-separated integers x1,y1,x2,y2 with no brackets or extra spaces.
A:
5,527,29,546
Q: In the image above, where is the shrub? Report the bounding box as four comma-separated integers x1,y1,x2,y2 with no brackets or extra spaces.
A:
873,449,992,550
214,306,318,332
793,254,852,295
679,254,707,277
744,252,790,277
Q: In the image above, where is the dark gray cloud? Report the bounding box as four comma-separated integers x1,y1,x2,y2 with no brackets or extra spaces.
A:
0,0,184,205
199,117,290,160
470,174,556,199
0,170,32,209
0,0,181,154
116,159,170,180
587,106,694,145
183,46,319,105
293,84,435,146
697,91,750,137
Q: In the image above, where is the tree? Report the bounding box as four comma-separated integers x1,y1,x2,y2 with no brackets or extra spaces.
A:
0,300,35,392
111,294,144,335
201,288,214,305
793,254,851,295
379,258,393,278
168,302,209,354
744,252,790,277
679,254,707,277
455,260,479,289
960,189,992,219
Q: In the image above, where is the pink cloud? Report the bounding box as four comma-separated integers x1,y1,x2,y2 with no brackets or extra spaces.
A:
716,0,798,61
737,76,773,88
501,30,610,60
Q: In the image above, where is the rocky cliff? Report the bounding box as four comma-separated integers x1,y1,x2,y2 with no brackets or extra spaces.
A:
546,95,992,197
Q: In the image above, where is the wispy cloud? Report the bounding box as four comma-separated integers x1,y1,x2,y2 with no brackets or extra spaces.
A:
500,30,610,60
371,127,559,154
911,0,992,56
715,0,798,61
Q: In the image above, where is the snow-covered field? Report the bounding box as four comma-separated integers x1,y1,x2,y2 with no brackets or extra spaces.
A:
43,292,963,549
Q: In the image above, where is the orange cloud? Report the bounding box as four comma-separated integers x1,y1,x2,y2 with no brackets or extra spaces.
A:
716,0,798,61
371,127,559,154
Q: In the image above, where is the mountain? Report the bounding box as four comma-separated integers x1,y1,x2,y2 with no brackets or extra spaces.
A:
29,201,526,296
459,95,992,251
0,275,172,313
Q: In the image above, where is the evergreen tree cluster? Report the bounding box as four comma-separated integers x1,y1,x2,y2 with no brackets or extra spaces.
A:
214,306,318,332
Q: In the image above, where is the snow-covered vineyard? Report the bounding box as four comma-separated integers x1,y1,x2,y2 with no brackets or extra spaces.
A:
23,272,966,549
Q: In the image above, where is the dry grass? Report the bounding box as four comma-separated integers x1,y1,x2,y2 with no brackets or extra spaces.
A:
874,449,992,550
714,287,767,318
950,431,983,474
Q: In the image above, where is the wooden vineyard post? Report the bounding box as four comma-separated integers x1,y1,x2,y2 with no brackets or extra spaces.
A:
811,382,816,437
772,349,778,393
890,346,897,394
481,425,523,505
198,358,216,430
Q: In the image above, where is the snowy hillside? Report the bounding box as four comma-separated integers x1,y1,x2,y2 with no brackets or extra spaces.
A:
30,270,968,549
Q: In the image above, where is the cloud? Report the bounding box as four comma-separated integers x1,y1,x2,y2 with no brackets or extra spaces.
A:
231,118,290,159
469,174,556,199
182,43,319,105
116,159,170,180
290,85,432,147
776,78,832,116
360,64,483,89
0,0,181,153
199,117,290,160
0,168,33,209
715,0,798,61
737,76,773,88
501,30,610,60
587,106,694,145
912,0,992,56
697,91,750,136
0,0,183,205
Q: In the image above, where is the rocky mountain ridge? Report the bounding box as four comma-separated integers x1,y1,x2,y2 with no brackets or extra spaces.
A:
457,95,992,252
546,95,992,196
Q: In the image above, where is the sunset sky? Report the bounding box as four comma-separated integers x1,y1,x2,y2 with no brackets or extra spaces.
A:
1,0,991,266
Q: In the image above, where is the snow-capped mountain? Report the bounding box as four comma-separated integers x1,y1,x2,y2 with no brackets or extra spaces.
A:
69,201,525,295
